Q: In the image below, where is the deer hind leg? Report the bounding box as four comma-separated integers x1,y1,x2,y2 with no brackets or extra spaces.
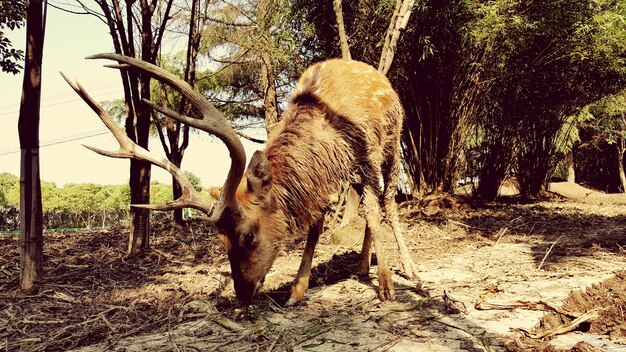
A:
345,183,371,277
382,143,419,280
286,220,323,306
357,224,372,277
362,187,395,301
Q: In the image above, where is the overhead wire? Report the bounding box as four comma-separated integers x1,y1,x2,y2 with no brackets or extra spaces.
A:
0,80,120,110
0,88,122,118
0,130,110,156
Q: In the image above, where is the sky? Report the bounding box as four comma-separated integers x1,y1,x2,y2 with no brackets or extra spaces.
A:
0,3,263,188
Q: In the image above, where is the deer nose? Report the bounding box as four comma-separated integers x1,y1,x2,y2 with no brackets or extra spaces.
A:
234,280,260,302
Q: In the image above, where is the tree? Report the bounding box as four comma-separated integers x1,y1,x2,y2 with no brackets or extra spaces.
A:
329,0,415,224
256,0,280,136
466,0,626,198
83,0,175,255
151,0,205,226
17,0,47,290
197,0,308,134
378,0,416,75
582,93,626,192
0,0,26,74
332,0,350,60
0,172,18,206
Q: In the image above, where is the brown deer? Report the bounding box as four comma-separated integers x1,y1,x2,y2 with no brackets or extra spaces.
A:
62,53,418,304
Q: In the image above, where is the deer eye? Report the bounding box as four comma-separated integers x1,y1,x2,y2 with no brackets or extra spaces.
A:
242,232,255,248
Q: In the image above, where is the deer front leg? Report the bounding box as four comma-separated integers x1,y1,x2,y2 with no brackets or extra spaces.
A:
286,220,322,306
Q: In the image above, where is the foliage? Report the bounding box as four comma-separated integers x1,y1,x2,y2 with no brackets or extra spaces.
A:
459,0,626,198
191,0,312,128
150,182,173,205
0,0,26,74
573,92,626,191
0,173,207,231
292,0,626,198
0,172,18,206
584,92,626,145
95,0,626,201
184,170,203,192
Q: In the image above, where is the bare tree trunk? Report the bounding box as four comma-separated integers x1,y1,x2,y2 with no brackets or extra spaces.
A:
618,140,626,193
336,0,415,224
257,0,279,137
95,0,173,254
333,0,351,60
566,149,575,183
126,0,167,254
128,161,150,253
330,0,359,225
169,0,199,225
339,186,360,227
18,0,47,291
378,0,416,75
169,147,185,225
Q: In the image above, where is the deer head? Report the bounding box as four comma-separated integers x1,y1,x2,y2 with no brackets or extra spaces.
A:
62,53,285,302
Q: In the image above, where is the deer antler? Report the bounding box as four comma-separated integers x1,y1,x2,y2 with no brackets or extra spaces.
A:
61,53,246,223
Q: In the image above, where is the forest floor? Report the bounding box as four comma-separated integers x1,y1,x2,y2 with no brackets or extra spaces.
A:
1,181,625,352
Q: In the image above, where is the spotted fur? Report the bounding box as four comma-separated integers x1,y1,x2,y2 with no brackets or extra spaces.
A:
215,59,410,303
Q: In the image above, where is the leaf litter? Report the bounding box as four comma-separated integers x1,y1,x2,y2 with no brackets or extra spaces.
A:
0,182,625,351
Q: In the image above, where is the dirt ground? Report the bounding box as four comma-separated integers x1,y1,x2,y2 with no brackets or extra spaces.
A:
1,182,625,352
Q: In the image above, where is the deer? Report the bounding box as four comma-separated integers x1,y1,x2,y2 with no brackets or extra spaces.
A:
62,53,419,305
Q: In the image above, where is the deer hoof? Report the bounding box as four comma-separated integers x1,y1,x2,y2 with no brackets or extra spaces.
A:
377,269,396,301
378,287,396,301
285,296,304,307
401,260,419,280
357,264,370,277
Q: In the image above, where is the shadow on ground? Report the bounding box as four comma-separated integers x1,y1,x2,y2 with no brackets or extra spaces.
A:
404,196,626,269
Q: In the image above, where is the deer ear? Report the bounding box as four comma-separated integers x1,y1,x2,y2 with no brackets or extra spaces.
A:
246,150,273,204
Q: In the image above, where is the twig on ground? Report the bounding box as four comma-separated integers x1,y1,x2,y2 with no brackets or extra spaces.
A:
485,227,508,272
537,235,564,271
266,336,280,352
209,316,245,332
294,327,333,346
372,336,402,351
475,298,582,318
212,333,249,350
431,316,474,336
513,309,599,339
443,290,467,314
369,298,427,312
20,319,67,325
447,219,475,229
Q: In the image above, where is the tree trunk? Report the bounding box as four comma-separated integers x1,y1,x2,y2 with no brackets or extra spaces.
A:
127,162,150,254
618,141,626,193
125,0,159,255
333,0,351,60
170,0,198,225
566,149,575,183
170,156,184,224
378,0,416,75
339,185,360,227
18,0,47,290
330,0,359,225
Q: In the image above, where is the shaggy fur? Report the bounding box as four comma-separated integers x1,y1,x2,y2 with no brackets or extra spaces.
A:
217,59,410,303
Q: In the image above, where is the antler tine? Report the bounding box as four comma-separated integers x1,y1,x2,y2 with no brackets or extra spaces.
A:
60,71,220,220
87,53,246,217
